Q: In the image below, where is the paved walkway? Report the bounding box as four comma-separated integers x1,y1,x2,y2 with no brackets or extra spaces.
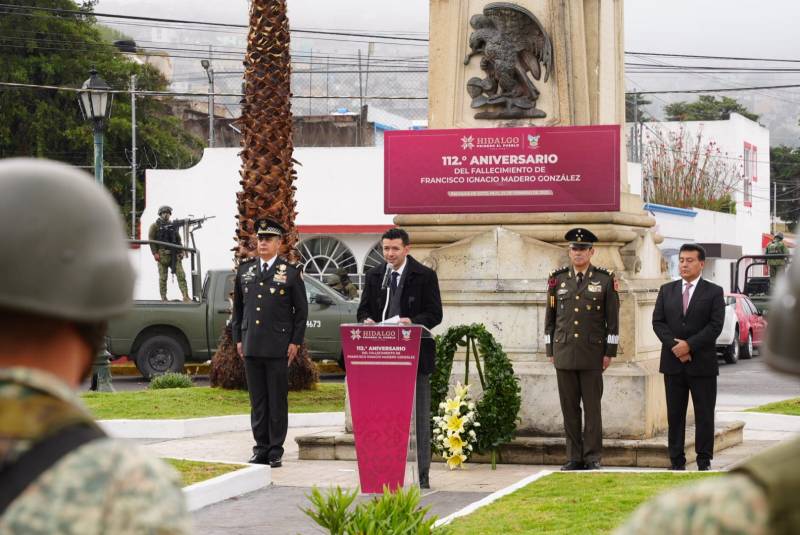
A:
139,410,799,535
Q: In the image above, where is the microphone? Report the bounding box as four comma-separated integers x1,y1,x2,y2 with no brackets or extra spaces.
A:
380,263,392,291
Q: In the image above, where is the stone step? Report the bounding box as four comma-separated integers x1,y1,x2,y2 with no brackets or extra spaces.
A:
295,421,744,468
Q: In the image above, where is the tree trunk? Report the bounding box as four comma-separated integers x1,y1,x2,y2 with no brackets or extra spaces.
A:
211,0,314,389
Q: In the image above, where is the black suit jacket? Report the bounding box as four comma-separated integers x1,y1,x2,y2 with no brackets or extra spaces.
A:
357,255,443,375
231,257,308,358
652,278,725,376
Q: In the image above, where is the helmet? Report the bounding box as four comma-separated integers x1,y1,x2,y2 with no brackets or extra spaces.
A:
763,250,800,375
0,158,135,322
775,232,784,240
158,205,173,216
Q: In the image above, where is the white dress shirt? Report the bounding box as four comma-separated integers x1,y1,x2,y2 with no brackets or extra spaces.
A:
260,256,277,273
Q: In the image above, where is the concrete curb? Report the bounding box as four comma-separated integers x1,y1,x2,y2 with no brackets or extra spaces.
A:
181,460,270,511
99,412,344,439
434,470,554,527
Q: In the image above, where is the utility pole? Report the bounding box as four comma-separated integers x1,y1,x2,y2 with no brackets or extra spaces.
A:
201,46,215,148
130,74,137,239
773,181,777,234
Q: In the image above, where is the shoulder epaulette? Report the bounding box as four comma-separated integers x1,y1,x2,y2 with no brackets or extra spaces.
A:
240,258,257,266
548,266,569,278
594,266,614,276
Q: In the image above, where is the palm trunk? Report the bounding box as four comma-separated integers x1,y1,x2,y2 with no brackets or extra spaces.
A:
211,0,316,390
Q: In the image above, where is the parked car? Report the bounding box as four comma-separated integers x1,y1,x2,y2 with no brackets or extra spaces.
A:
716,293,767,364
106,269,357,377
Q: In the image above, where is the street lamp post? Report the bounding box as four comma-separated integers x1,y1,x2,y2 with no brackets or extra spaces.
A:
77,68,115,392
201,59,215,147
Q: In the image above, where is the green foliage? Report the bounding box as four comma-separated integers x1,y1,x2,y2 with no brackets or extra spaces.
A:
664,95,759,122
0,0,203,234
303,486,449,535
148,372,194,389
770,146,800,227
432,324,521,460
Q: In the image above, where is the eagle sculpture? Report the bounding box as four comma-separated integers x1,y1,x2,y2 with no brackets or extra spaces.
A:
463,2,554,119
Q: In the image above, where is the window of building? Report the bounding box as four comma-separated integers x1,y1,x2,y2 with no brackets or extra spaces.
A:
743,177,753,208
297,236,358,286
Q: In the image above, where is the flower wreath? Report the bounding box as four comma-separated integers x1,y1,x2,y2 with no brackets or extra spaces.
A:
431,324,521,468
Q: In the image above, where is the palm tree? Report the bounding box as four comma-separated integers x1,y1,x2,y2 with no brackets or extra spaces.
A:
210,0,316,389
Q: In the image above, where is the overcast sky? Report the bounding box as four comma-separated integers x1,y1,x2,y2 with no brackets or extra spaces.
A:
95,0,800,143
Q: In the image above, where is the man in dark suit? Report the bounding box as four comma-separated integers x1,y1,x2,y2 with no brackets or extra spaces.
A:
231,218,308,468
357,227,443,488
545,227,620,471
652,243,725,471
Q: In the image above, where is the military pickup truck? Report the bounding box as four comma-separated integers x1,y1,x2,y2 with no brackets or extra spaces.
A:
106,269,357,377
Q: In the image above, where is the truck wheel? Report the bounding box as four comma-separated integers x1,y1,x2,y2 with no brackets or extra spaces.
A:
740,331,753,360
724,327,739,364
136,335,185,378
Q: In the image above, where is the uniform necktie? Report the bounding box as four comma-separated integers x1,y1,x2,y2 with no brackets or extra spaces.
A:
390,271,399,293
262,261,269,275
683,282,692,314
577,272,584,285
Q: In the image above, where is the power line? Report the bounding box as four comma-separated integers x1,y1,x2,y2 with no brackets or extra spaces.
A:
628,84,800,95
0,4,429,42
626,51,800,64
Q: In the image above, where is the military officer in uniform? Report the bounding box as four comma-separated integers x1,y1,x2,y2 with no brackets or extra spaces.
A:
231,218,308,467
766,231,789,283
544,227,620,471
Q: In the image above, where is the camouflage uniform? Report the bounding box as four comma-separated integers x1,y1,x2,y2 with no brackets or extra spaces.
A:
148,220,189,301
766,237,789,282
0,367,191,534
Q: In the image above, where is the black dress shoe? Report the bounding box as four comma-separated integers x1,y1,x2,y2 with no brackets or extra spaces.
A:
269,457,282,468
697,463,710,471
419,474,430,489
670,464,686,471
248,453,269,464
584,461,602,470
561,461,585,471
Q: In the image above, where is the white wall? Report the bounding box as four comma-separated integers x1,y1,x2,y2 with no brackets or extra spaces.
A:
643,114,770,257
137,147,393,299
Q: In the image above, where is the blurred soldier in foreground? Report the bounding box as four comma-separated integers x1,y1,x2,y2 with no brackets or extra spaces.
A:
0,159,190,534
328,267,359,300
766,232,789,284
616,251,800,534
149,205,191,302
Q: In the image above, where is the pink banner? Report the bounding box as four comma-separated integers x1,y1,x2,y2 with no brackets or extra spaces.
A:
341,324,421,494
384,125,620,214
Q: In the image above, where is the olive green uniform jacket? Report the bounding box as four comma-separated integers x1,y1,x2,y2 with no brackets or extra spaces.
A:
544,264,620,369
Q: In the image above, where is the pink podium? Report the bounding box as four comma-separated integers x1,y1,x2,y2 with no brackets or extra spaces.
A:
340,324,423,494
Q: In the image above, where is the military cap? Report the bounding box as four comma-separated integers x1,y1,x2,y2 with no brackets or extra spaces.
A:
776,232,784,240
158,205,173,215
565,227,598,249
255,217,284,237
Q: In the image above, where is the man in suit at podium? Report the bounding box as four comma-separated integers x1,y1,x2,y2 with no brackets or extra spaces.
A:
652,243,725,471
357,227,443,488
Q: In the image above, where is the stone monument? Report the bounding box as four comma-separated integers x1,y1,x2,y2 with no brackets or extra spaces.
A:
297,0,742,466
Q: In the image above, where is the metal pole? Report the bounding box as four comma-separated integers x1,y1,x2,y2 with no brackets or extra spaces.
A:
308,48,313,115
773,181,777,234
325,54,330,114
208,45,215,148
93,127,103,185
130,74,137,239
632,93,639,162
357,49,363,147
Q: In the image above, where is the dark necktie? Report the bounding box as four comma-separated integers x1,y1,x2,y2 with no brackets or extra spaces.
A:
577,272,584,285
390,271,399,293
262,262,269,275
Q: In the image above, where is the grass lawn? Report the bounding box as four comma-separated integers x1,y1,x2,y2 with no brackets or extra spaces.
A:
747,397,800,416
165,458,242,486
447,472,717,535
82,383,345,419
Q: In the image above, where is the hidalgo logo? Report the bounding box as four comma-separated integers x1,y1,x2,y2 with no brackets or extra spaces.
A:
461,135,475,150
350,328,362,340
527,134,541,149
401,329,412,341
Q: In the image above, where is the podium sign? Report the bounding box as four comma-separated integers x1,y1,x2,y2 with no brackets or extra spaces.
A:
340,324,422,493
